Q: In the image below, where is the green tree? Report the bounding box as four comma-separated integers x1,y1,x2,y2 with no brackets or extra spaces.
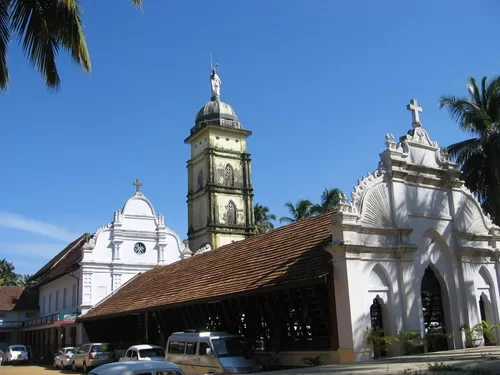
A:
439,76,500,224
18,274,37,287
254,203,276,234
0,259,19,286
0,0,142,91
311,187,343,215
279,200,313,224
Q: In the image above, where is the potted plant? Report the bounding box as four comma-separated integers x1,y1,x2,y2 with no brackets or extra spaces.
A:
364,328,398,359
459,324,482,348
475,320,500,346
425,326,452,352
397,330,423,355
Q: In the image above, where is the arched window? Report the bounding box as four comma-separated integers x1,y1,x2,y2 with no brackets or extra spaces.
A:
198,168,204,190
227,200,236,224
224,164,234,187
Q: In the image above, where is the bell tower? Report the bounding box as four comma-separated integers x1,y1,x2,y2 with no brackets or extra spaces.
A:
185,67,255,252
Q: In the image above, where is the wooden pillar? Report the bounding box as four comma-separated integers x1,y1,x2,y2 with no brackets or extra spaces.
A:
144,312,149,343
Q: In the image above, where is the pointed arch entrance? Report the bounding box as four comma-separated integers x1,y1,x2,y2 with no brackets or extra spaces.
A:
421,266,448,352
370,297,387,358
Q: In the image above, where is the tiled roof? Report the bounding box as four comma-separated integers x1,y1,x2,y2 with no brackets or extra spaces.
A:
81,212,334,320
34,234,90,286
0,286,38,311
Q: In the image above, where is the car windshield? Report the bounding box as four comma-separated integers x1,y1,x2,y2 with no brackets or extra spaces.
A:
91,344,114,352
64,348,75,354
211,338,251,359
139,348,165,358
11,346,25,351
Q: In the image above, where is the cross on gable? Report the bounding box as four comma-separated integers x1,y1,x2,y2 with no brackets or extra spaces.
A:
407,99,423,127
133,178,143,193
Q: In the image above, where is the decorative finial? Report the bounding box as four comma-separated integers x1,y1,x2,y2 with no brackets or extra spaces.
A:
210,58,221,100
407,99,423,128
133,178,143,193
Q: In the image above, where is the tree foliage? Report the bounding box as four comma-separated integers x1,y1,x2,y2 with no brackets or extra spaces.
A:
0,0,142,91
254,203,276,234
279,187,344,224
439,76,500,224
0,258,36,287
0,259,20,286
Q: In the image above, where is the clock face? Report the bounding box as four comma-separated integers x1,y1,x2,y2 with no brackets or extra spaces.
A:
134,242,146,255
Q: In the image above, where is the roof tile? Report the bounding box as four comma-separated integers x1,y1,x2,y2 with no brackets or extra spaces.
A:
0,286,38,311
34,234,90,286
82,212,333,320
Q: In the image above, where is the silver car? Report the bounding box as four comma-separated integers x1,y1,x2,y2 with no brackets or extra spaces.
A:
72,343,116,373
53,346,76,369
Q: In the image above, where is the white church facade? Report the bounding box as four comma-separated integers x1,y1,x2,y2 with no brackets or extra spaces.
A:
17,184,191,356
78,92,500,366
328,99,500,362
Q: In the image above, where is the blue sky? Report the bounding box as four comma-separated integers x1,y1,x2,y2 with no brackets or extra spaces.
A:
1,0,499,275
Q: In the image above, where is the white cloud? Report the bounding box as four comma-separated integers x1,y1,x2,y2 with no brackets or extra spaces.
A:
0,212,78,242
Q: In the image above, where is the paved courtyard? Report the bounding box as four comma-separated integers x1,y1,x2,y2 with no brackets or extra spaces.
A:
1,347,499,375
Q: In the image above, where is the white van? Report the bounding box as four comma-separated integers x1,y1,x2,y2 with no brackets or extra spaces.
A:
165,331,259,375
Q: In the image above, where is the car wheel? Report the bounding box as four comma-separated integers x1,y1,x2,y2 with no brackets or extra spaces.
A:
83,362,88,373
53,360,58,368
61,361,64,369
72,361,77,371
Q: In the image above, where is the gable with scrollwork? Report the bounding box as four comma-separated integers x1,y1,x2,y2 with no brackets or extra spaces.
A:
454,187,493,235
349,166,393,228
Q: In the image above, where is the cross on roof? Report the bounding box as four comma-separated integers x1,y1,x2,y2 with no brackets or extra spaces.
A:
407,99,423,126
133,179,143,193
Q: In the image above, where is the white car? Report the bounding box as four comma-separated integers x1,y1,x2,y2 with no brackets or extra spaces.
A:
119,344,165,362
5,345,28,364
53,346,76,369
89,360,183,375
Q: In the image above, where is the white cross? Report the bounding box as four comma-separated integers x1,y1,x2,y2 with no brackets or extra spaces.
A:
407,99,423,125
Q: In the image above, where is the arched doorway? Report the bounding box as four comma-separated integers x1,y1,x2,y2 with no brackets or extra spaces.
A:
421,266,448,352
370,297,387,358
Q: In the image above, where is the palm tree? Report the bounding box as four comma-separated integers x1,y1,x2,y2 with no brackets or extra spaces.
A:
254,203,276,234
279,200,313,224
311,187,343,215
0,259,20,286
0,0,142,91
439,76,500,224
18,274,37,287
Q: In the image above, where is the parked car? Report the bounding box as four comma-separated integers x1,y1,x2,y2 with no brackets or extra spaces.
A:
4,345,28,364
72,343,116,373
119,345,165,362
89,360,184,375
53,346,76,369
166,331,259,375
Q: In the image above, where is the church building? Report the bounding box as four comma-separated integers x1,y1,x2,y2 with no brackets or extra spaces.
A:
79,71,500,365
5,186,191,358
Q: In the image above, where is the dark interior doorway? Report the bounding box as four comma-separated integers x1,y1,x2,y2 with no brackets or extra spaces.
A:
370,297,387,358
421,266,448,352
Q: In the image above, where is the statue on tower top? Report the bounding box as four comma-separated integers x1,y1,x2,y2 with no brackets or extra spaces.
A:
210,66,221,99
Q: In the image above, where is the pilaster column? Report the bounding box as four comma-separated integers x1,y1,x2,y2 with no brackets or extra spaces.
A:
158,245,166,263
112,273,122,292
112,240,123,261
208,152,214,183
82,272,93,306
492,251,500,324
